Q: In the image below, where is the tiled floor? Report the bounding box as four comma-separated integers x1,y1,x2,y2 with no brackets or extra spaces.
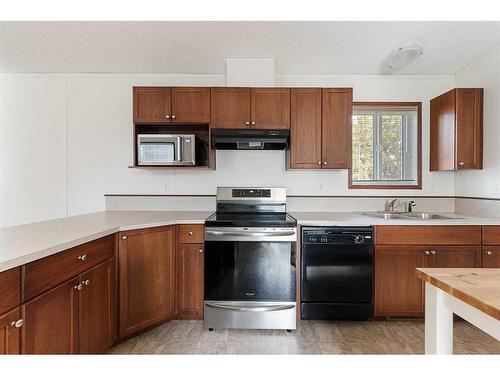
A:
108,320,500,355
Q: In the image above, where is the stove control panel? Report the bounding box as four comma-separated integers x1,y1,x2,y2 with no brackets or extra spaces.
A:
232,189,271,198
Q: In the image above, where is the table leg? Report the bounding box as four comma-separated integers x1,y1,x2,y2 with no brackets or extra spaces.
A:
425,282,454,354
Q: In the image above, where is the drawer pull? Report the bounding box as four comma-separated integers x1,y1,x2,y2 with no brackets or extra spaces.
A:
122,235,128,240
10,319,23,328
83,279,90,286
198,248,204,253
430,250,437,255
485,250,493,256
78,254,87,261
189,231,193,236
424,250,430,256
74,283,83,291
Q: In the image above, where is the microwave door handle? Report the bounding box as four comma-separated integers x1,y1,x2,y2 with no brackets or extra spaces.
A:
176,137,183,162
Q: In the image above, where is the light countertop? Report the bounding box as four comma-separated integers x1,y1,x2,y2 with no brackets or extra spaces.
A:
2,210,500,272
416,268,500,320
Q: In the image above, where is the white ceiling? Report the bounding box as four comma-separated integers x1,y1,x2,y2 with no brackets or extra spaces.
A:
1,21,500,75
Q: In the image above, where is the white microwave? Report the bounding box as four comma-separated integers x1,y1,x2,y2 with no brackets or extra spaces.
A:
137,134,196,166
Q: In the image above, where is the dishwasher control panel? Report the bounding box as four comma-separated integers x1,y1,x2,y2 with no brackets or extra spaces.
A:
302,227,373,245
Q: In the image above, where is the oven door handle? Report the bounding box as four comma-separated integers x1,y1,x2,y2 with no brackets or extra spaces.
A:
205,302,295,312
205,230,296,237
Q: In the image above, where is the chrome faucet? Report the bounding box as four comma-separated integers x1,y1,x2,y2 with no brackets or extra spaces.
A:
385,199,400,212
407,200,416,213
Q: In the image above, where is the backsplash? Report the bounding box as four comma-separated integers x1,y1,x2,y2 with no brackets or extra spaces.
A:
105,195,456,213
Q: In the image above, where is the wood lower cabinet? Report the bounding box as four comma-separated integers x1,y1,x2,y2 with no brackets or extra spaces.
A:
375,246,424,317
210,87,251,129
321,88,352,169
430,88,483,171
175,244,204,319
23,277,80,354
118,226,175,338
79,258,116,354
483,247,500,267
290,88,322,168
0,307,22,354
422,246,481,268
0,267,20,316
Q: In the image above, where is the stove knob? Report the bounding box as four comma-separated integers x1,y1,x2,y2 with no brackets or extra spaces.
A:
354,235,365,244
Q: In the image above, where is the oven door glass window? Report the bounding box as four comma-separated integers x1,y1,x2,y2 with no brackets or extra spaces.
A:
139,142,175,163
204,241,296,302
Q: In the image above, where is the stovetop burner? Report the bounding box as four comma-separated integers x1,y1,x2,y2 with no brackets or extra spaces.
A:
204,212,297,228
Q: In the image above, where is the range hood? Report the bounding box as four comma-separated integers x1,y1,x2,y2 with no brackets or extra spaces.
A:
211,129,290,150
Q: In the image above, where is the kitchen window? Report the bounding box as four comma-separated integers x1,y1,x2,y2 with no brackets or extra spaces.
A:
349,102,422,189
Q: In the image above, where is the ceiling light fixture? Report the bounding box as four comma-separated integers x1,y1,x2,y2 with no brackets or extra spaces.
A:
380,41,424,74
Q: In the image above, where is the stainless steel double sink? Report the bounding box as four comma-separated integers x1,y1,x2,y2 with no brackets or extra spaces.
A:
362,211,460,220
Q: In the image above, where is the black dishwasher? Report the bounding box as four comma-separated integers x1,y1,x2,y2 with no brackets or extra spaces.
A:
301,226,374,320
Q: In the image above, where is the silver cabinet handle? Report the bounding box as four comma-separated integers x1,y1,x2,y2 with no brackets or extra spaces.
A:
251,121,256,126
188,231,193,236
83,279,90,286
245,121,250,126
122,235,128,240
430,250,437,255
74,284,83,291
317,161,321,165
165,115,170,119
485,250,493,255
171,114,176,119
78,254,87,261
458,162,465,166
198,248,203,253
11,319,23,328
424,250,430,255
323,161,327,165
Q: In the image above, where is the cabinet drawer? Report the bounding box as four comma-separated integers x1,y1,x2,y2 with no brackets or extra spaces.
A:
178,225,204,244
375,226,481,245
483,226,500,245
0,267,21,315
23,235,114,301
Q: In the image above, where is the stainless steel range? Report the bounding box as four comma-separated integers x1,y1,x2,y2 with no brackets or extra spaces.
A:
204,187,297,330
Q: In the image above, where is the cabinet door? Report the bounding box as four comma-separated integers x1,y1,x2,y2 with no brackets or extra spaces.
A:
430,89,456,171
0,267,20,315
482,247,500,267
171,87,210,123
456,88,483,169
118,226,175,338
0,308,22,354
290,88,322,168
423,246,481,268
79,258,116,354
211,88,251,129
250,88,290,129
133,87,172,123
23,277,79,354
321,88,352,169
375,246,424,317
176,244,204,320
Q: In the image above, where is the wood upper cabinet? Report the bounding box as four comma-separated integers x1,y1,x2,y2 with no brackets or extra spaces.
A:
290,88,322,168
210,88,251,128
0,267,20,316
321,88,352,169
133,87,210,124
23,277,79,354
430,88,483,171
133,87,172,123
0,307,22,354
118,226,175,339
171,87,210,123
250,88,290,129
176,244,204,320
79,258,116,354
422,246,481,268
375,246,424,317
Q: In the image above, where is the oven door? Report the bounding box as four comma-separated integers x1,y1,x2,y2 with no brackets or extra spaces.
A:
204,227,297,303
